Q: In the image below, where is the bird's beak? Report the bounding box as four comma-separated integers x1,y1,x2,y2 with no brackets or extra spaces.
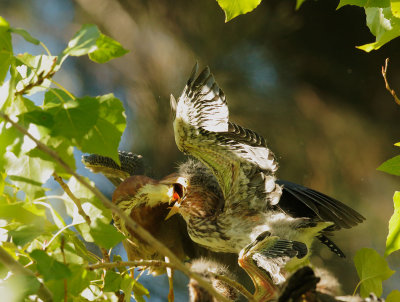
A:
165,202,181,220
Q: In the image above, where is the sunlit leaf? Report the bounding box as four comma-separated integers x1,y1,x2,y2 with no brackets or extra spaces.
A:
133,279,150,302
337,0,390,9
70,234,100,263
9,223,45,246
385,191,400,256
80,94,126,164
357,7,400,52
62,176,112,242
89,219,125,249
62,24,100,57
0,203,47,225
4,148,54,198
14,53,58,95
30,249,72,281
216,0,263,22
10,27,40,45
296,0,307,9
354,248,395,297
121,274,134,302
377,155,400,176
0,16,12,85
88,34,129,63
387,290,400,302
392,0,400,17
43,89,98,145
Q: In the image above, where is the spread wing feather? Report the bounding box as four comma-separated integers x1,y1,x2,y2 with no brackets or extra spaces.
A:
173,65,281,209
276,180,365,230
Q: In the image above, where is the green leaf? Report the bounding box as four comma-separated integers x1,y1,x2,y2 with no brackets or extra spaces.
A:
4,148,54,198
103,270,122,292
9,223,45,246
0,16,12,85
337,0,390,8
80,94,126,164
121,274,134,302
357,7,400,52
14,53,58,95
1,274,41,301
132,279,150,302
88,34,129,63
67,265,94,297
62,24,100,57
385,191,400,256
377,155,400,176
392,0,400,17
296,0,307,10
216,0,263,22
10,27,40,45
89,219,125,249
354,248,395,297
62,176,112,242
387,290,400,302
0,203,47,225
30,249,72,281
70,234,100,263
43,90,98,145
395,142,400,147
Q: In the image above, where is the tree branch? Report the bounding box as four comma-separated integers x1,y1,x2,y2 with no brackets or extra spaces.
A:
87,260,254,301
0,246,53,302
0,112,231,302
381,58,400,106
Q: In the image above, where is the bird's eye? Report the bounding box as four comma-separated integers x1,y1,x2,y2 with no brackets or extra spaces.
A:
173,183,185,201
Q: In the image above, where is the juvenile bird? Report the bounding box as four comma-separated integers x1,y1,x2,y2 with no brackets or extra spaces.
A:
166,64,365,271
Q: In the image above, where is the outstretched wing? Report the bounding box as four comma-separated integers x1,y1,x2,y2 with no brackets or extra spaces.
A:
276,180,365,230
173,64,281,209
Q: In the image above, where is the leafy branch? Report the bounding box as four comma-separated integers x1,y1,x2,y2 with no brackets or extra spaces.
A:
0,111,231,302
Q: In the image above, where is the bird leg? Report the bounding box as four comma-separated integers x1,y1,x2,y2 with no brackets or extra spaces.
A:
238,231,308,302
165,256,175,302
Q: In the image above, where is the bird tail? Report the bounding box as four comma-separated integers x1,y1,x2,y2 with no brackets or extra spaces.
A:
317,234,345,258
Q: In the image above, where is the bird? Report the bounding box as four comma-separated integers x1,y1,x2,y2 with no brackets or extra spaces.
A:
165,63,365,272
83,152,197,275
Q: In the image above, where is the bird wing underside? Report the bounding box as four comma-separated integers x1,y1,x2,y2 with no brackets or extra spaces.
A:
276,180,365,230
175,63,229,132
175,65,280,208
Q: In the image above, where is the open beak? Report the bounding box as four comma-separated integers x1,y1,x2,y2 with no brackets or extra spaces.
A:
165,202,181,220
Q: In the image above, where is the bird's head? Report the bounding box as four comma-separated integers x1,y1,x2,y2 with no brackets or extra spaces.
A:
160,175,189,219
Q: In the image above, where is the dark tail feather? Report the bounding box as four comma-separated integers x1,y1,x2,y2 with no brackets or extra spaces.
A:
317,235,345,258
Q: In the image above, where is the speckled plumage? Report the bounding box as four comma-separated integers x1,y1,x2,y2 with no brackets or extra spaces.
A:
169,64,365,265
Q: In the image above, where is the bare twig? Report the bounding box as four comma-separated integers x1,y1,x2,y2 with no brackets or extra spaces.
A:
0,112,231,302
0,246,53,302
53,172,91,225
382,58,400,106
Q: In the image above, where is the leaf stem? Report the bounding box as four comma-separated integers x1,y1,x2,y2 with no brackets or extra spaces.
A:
0,112,231,302
0,246,53,302
40,41,52,56
50,80,76,100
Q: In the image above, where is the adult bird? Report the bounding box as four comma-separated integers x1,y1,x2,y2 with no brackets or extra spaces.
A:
166,63,365,272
